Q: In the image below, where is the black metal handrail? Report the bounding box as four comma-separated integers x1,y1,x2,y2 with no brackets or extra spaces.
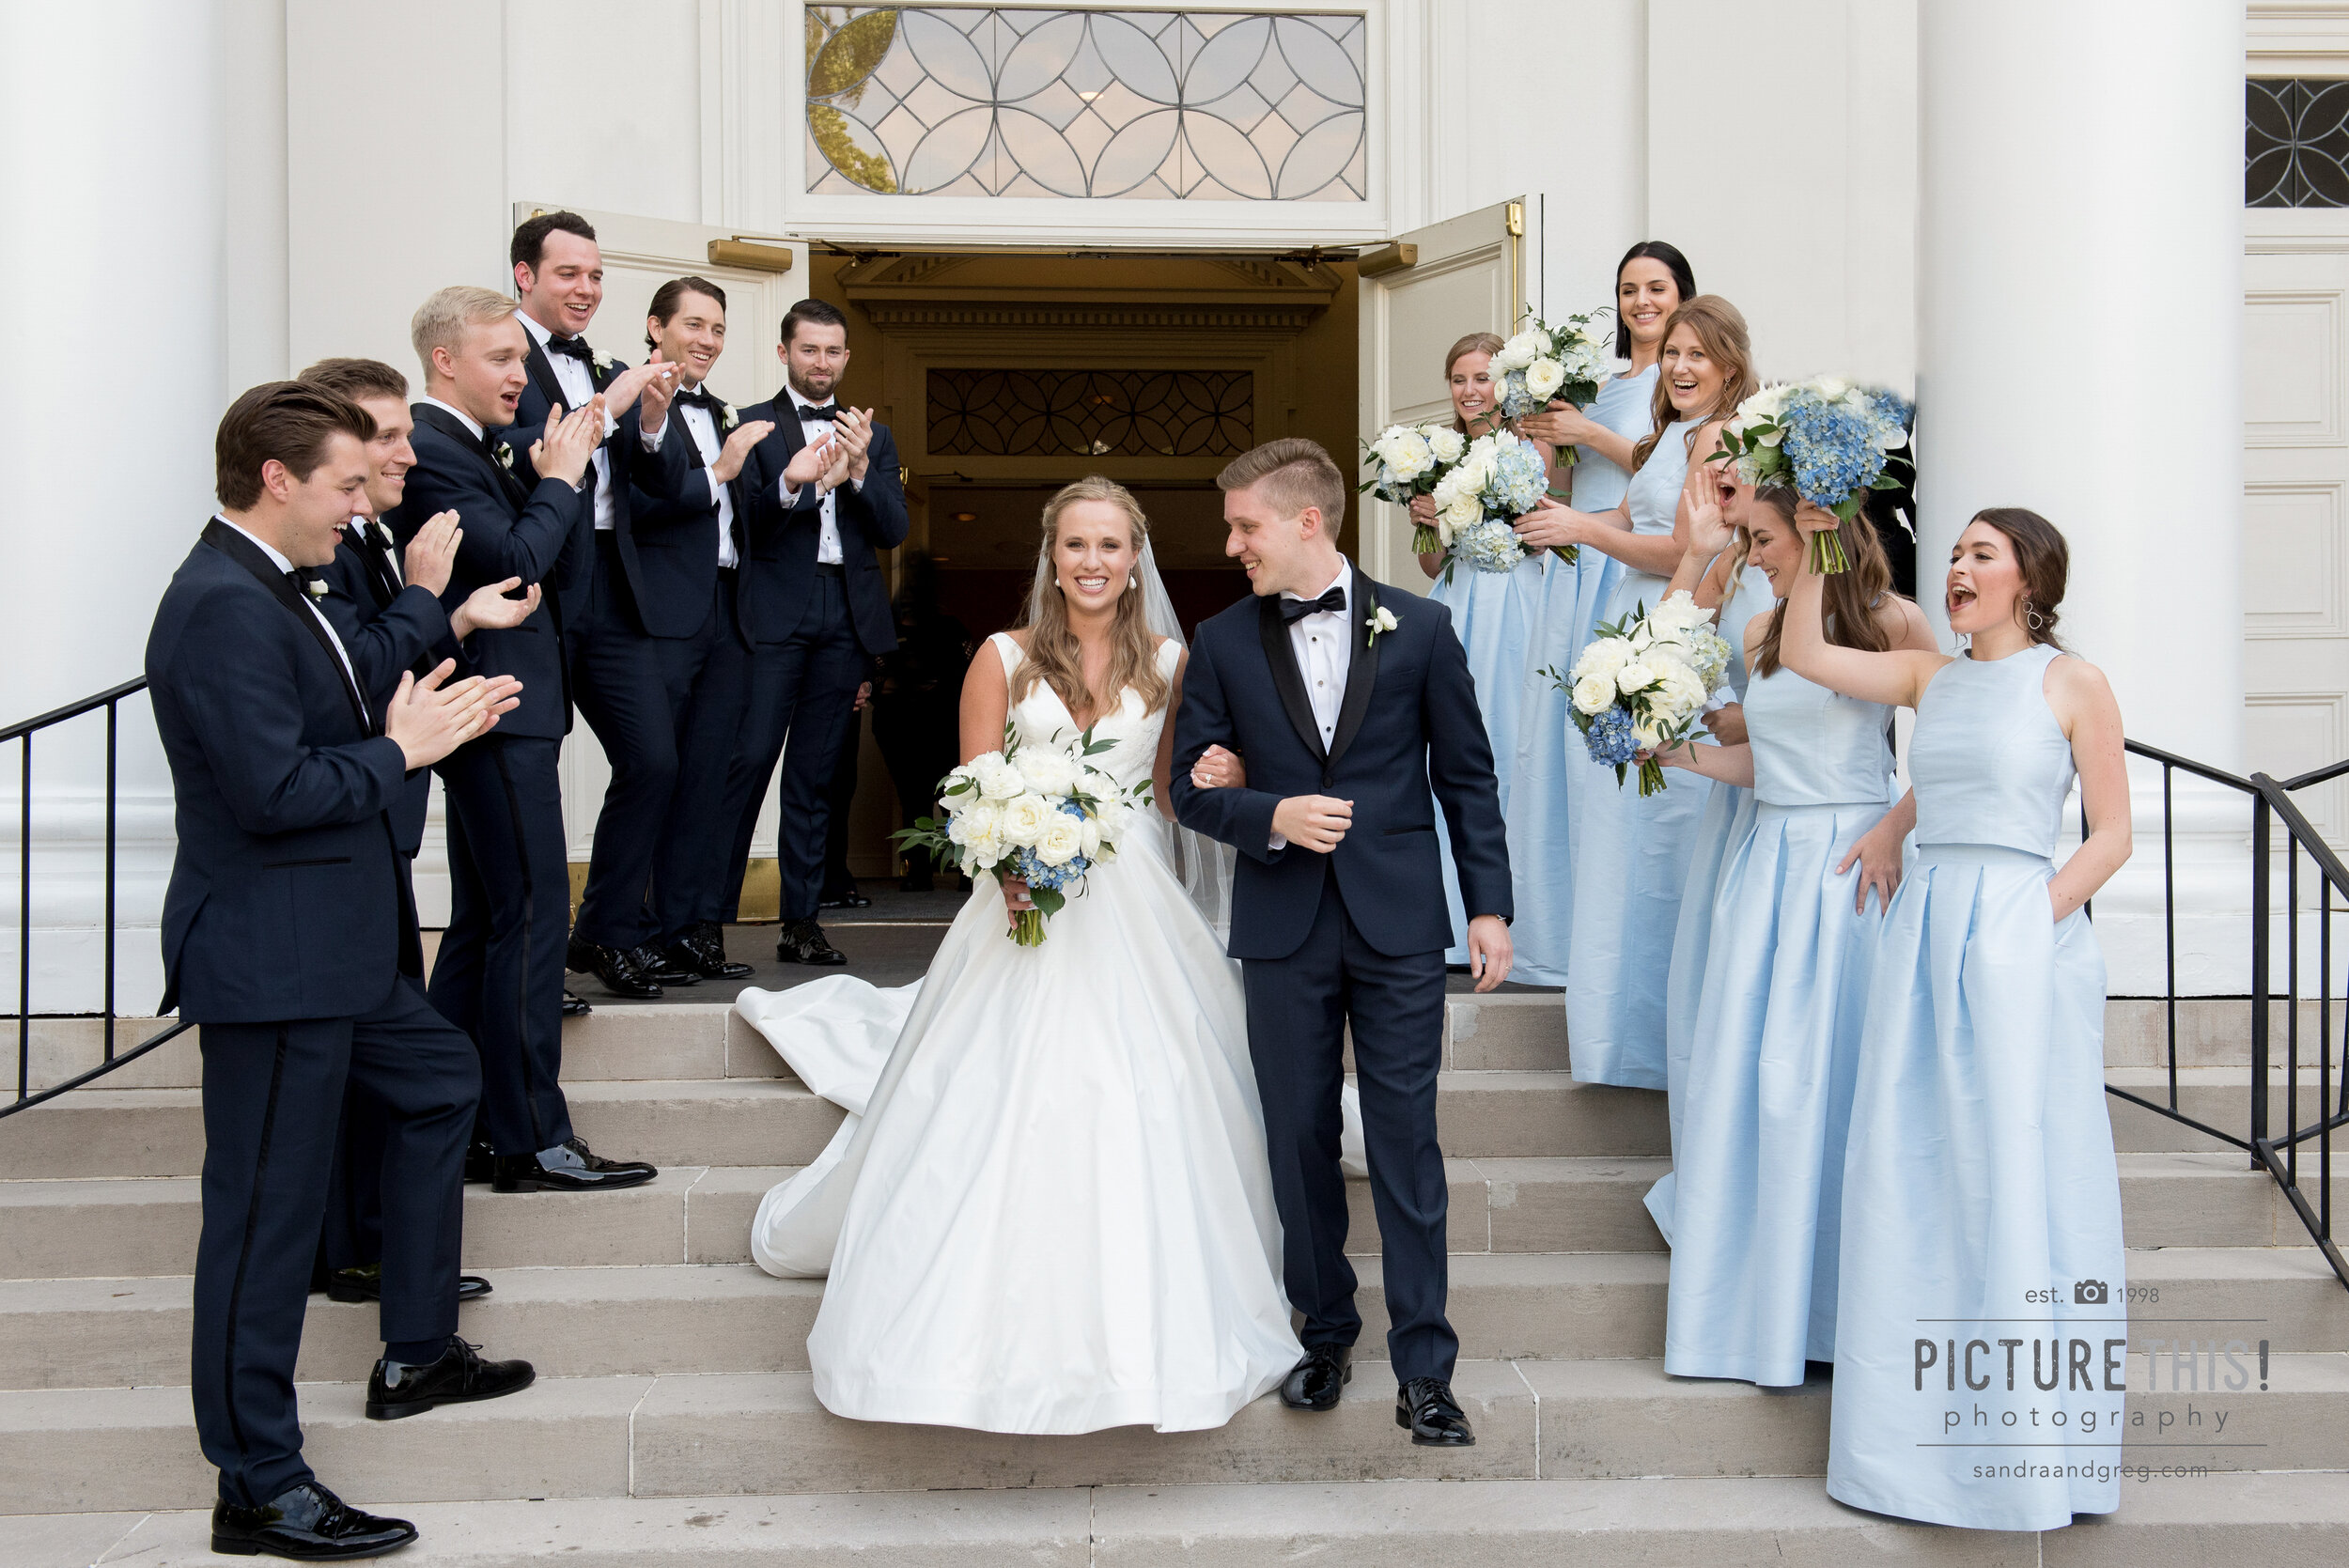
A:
3,677,191,1120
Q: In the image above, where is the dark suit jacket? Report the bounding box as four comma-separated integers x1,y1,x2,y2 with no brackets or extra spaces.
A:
400,403,585,740
1170,567,1513,961
314,520,452,855
734,393,908,653
495,333,692,609
625,390,753,640
147,522,418,1021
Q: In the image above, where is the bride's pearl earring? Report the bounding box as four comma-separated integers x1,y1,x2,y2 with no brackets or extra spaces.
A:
1128,573,1137,591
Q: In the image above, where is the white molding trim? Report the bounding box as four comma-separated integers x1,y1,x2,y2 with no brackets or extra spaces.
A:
2249,1,2349,72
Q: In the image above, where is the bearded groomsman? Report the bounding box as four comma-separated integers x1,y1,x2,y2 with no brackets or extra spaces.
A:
723,299,909,965
151,383,534,1559
401,286,659,1195
623,276,774,978
494,210,701,999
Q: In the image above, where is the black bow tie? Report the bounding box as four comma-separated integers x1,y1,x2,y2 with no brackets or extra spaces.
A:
677,386,723,412
1281,586,1346,624
286,567,324,596
545,334,595,365
798,403,840,423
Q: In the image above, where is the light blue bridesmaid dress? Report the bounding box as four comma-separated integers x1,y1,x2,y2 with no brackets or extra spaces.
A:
1643,567,1774,1240
1506,365,1658,986
1430,489,1548,965
1828,644,2123,1530
1659,660,1894,1385
1563,418,1710,1088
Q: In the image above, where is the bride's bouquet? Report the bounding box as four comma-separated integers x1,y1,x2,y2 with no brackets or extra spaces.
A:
1492,312,1613,458
1360,420,1469,555
1710,377,1912,575
894,724,1152,947
1550,590,1730,797
1428,426,1555,582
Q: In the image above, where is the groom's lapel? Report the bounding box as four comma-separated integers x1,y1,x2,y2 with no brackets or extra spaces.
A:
1256,595,1328,764
1326,570,1381,770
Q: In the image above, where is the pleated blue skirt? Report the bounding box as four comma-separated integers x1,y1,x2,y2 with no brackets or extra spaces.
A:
1431,554,1546,962
1827,844,2123,1530
1660,801,1886,1385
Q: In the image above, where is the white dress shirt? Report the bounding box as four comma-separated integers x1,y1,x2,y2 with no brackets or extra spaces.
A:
214,515,365,718
676,389,738,568
516,311,664,532
777,387,864,566
420,394,484,442
1266,558,1354,850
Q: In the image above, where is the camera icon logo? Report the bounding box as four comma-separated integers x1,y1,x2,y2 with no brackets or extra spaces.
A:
2073,1279,2109,1305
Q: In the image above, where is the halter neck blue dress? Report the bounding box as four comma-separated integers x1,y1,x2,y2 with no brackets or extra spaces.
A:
1827,644,2123,1530
1505,364,1659,986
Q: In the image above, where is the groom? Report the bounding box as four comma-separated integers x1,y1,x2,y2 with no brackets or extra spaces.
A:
1172,437,1513,1447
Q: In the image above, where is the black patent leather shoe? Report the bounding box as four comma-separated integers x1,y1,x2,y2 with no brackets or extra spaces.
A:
1281,1344,1352,1411
662,922,752,981
365,1335,535,1421
327,1265,490,1305
566,935,661,999
1395,1375,1476,1446
817,883,872,909
492,1137,657,1193
561,989,593,1018
627,942,699,986
775,917,848,966
462,1137,497,1184
210,1480,415,1560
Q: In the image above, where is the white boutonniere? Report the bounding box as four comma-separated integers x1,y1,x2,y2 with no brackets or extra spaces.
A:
720,406,739,431
1366,605,1399,646
493,443,515,471
591,348,614,375
304,577,330,599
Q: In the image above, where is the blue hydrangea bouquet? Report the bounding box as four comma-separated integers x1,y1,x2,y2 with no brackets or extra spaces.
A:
1546,591,1732,797
1492,311,1614,467
1428,427,1554,582
1710,378,1913,574
1361,420,1470,555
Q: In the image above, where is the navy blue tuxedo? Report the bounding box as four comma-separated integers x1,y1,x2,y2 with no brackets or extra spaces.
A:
1171,566,1512,1386
733,396,908,653
313,520,452,856
147,520,477,1508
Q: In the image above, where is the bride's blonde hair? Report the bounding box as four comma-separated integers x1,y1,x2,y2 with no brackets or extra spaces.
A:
1014,476,1171,720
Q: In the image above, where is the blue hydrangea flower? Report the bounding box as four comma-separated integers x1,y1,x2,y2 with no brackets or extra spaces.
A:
1455,517,1527,574
1580,706,1641,768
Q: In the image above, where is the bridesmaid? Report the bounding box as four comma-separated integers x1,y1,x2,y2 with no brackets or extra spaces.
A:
1646,489,1931,1383
1409,334,1552,966
1786,507,2130,1530
1512,295,1756,1088
1505,241,1695,986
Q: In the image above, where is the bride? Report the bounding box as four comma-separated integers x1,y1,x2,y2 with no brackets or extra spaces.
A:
742,475,1304,1434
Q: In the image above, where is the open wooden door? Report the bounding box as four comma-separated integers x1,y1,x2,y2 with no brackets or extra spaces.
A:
1353,198,1526,592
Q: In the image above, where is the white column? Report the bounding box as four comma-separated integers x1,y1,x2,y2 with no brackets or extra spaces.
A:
1917,0,2246,992
0,2,225,1014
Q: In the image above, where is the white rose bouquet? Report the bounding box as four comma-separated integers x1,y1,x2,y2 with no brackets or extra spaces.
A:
1543,589,1730,797
1491,311,1613,460
1426,426,1555,582
1360,420,1470,555
892,722,1153,946
1709,377,1912,575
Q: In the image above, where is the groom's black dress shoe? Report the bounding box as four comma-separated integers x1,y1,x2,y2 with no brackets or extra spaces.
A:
365,1335,535,1421
565,935,662,999
628,942,700,986
1281,1344,1352,1410
562,989,593,1017
663,922,753,980
1396,1375,1476,1446
328,1264,490,1304
775,917,847,966
491,1137,657,1193
210,1480,415,1559
462,1137,497,1184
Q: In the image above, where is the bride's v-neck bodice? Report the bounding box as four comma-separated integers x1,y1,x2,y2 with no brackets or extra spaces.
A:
992,631,1177,796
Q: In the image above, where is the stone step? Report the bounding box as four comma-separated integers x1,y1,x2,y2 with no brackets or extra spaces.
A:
8,1352,2345,1515
8,1245,2345,1394
8,1151,2323,1282
23,1468,2349,1566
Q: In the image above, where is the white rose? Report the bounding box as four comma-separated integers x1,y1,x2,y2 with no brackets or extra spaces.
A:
937,765,978,813
998,794,1051,846
1571,672,1618,715
1079,816,1103,861
1496,330,1544,372
1016,748,1079,798
973,753,1024,800
1439,493,1482,539
1575,638,1633,679
1093,799,1132,846
1034,812,1084,866
1744,383,1795,421
953,797,1003,841
1524,357,1566,401
1424,427,1466,462
1815,375,1853,402
1652,664,1710,719
1632,719,1667,752
960,827,1003,868
1615,661,1658,696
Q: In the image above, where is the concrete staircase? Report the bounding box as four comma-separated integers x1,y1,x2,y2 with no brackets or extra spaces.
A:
6,996,2347,1565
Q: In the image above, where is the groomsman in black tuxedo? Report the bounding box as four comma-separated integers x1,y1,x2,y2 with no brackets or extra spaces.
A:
724,299,910,964
400,286,658,1195
496,210,700,999
627,277,774,977
150,383,534,1559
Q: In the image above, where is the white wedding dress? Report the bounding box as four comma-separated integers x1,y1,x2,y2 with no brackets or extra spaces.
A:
743,633,1303,1434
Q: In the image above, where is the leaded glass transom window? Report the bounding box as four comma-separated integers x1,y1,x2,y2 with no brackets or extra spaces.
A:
2248,78,2349,208
927,368,1255,456
805,8,1367,200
